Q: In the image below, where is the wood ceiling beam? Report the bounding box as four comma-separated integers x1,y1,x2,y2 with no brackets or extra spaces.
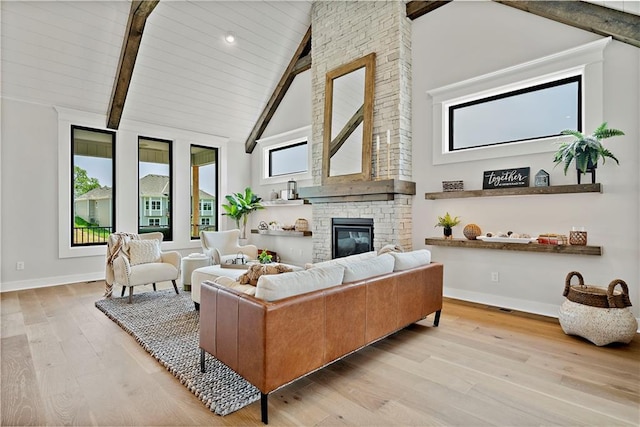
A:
245,26,312,153
107,0,159,130
494,1,640,49
406,1,452,20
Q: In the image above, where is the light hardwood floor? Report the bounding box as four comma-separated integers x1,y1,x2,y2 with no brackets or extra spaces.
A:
2,280,639,426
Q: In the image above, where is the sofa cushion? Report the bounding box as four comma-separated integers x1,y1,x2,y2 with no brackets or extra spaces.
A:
306,251,377,269
255,265,345,301
390,249,432,271
128,239,161,266
343,253,395,283
212,276,257,296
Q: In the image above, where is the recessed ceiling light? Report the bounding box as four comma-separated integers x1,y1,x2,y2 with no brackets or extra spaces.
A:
224,32,236,44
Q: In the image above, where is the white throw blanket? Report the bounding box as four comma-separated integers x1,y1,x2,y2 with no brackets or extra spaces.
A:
104,232,139,297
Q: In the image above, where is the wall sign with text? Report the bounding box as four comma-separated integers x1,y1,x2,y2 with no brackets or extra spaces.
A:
483,167,530,189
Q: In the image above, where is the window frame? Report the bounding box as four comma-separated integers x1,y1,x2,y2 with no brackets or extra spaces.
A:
268,140,308,177
70,125,116,247
447,75,582,152
138,136,173,241
258,126,312,186
427,37,610,165
190,144,219,239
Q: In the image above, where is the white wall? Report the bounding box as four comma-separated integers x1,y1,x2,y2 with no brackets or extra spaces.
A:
0,97,252,291
412,1,640,318
248,70,313,265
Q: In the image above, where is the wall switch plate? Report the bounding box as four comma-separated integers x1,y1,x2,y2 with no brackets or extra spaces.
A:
491,272,499,282
16,261,25,270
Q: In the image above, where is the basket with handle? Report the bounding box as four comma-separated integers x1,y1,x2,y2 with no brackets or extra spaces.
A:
563,271,632,309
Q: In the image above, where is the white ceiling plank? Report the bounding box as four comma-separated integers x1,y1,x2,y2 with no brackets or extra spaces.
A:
1,0,312,141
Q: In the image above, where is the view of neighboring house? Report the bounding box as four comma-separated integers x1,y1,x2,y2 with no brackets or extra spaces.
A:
74,186,113,228
74,174,216,230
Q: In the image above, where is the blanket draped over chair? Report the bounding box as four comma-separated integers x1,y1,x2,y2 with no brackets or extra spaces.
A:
104,232,140,297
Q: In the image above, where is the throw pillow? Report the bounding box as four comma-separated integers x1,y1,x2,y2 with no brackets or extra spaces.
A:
378,243,404,255
237,264,293,286
128,239,161,266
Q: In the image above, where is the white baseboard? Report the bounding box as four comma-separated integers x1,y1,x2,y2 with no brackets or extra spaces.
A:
444,288,564,319
0,271,105,293
444,288,640,333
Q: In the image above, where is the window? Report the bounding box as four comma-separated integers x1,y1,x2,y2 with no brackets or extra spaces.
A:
268,141,308,177
428,38,610,165
258,126,312,185
201,201,213,214
191,145,218,238
449,76,581,151
139,137,172,240
71,126,115,246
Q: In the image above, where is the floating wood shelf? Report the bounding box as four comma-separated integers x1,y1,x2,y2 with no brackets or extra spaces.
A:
424,238,602,256
251,229,312,237
425,183,602,200
261,199,310,207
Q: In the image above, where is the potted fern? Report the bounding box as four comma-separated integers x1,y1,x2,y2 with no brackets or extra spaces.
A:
435,212,461,239
553,122,624,184
221,187,264,239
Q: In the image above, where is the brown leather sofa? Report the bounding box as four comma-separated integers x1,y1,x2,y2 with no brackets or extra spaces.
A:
199,262,443,423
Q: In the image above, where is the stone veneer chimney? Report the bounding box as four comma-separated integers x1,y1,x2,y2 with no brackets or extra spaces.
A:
309,1,413,261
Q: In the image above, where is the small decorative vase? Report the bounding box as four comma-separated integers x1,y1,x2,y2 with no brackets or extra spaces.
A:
294,218,309,232
443,226,453,239
463,223,481,240
576,159,597,184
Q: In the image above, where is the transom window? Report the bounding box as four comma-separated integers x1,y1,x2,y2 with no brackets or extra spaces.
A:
268,140,308,177
427,38,609,165
449,75,581,151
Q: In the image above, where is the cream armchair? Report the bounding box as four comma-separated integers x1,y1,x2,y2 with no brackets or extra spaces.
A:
110,232,181,303
200,229,258,265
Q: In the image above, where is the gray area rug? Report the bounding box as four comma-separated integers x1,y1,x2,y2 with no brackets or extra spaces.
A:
95,289,259,416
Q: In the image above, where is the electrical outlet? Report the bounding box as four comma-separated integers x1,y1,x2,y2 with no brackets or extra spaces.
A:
16,261,25,270
491,272,499,282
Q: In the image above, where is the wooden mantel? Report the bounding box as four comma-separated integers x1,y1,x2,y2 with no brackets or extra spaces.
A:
298,179,416,203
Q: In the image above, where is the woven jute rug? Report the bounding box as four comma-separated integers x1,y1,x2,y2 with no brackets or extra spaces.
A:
95,289,259,416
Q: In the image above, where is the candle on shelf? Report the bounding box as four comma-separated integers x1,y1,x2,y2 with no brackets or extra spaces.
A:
376,135,380,178
386,129,391,179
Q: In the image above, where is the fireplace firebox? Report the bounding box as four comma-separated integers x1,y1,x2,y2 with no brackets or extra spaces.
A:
332,218,374,259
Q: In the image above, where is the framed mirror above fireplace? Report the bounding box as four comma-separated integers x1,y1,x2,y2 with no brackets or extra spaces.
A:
322,53,375,184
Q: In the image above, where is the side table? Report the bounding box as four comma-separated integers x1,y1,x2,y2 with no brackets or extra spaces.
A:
181,255,211,291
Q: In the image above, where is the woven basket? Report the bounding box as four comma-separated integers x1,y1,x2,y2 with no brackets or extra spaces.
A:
563,271,632,309
294,218,309,232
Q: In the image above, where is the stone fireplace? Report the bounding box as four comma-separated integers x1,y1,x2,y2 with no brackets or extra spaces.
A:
300,1,414,262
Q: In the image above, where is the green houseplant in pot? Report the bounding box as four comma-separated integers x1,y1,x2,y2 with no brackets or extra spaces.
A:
258,249,273,264
221,187,264,239
553,122,624,184
435,212,461,240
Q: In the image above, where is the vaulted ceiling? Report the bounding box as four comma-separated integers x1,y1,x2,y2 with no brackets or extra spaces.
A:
2,0,638,148
1,1,312,143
